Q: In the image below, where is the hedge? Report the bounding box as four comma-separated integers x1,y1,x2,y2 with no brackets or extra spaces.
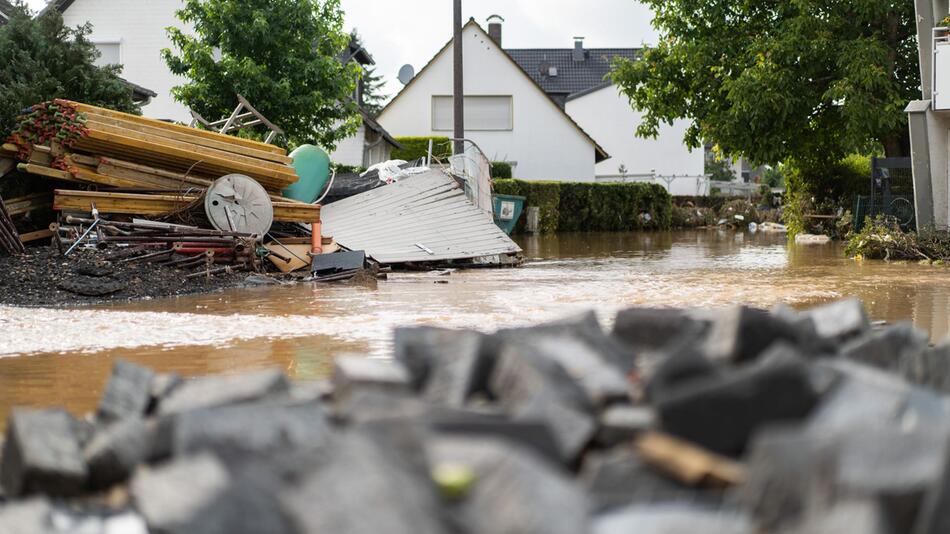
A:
493,179,672,233
490,161,513,179
392,136,452,162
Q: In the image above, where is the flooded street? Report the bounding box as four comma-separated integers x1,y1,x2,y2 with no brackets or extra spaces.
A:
4,229,950,422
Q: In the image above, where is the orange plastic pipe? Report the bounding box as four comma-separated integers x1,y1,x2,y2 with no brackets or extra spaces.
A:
311,220,322,254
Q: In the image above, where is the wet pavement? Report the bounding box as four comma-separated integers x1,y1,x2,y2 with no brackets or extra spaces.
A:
3,229,950,423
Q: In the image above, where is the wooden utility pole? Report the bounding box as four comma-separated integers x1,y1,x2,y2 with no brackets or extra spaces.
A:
453,0,464,155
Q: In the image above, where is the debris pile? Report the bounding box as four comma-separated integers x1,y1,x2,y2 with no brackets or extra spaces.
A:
0,100,333,284
1,298,947,533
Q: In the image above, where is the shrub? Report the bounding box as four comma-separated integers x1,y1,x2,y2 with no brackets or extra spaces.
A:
784,155,870,238
494,180,671,233
490,161,512,179
0,3,139,139
392,136,452,162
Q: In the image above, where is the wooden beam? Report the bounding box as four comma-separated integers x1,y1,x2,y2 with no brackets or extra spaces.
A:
82,119,297,177
272,202,321,222
54,189,319,223
82,113,293,164
0,158,16,179
17,163,76,183
635,432,744,488
54,190,198,216
6,193,52,216
58,99,287,155
77,130,297,191
19,229,54,243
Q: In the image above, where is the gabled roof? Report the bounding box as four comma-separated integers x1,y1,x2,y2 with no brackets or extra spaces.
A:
360,107,401,150
506,48,640,99
380,19,609,162
41,0,75,15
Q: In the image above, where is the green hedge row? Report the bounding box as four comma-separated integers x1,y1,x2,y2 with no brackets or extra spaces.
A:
493,179,672,233
490,161,512,179
392,136,452,162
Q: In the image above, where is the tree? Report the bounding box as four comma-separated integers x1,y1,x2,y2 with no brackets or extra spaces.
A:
611,1,918,168
706,158,736,182
0,1,138,137
162,0,361,150
360,65,387,116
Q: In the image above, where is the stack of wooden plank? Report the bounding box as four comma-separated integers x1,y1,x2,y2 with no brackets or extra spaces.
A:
3,100,320,225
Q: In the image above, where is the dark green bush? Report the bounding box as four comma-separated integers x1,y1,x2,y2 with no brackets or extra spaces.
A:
784,155,870,237
490,161,513,179
494,180,671,233
392,136,452,162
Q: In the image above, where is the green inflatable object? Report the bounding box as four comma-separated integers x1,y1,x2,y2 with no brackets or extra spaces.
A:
284,144,331,204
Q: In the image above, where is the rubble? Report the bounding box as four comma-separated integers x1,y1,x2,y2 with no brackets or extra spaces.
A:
3,298,950,533
0,99,376,304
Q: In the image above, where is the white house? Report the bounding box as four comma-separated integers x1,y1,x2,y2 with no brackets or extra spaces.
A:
377,19,609,181
50,0,398,167
51,0,192,122
379,18,704,189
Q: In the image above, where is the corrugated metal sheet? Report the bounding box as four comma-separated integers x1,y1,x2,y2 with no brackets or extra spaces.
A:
321,170,522,265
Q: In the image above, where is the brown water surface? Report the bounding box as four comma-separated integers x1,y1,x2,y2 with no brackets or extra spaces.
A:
3,230,950,423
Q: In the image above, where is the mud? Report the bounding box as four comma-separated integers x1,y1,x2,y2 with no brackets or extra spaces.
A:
0,247,253,307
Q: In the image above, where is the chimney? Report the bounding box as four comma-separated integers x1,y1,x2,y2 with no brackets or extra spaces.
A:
573,36,586,62
487,15,504,47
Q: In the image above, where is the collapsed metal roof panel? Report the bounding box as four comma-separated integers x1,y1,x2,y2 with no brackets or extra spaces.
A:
320,170,521,265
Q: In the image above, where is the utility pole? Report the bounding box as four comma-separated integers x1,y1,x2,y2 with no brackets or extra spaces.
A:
453,0,464,155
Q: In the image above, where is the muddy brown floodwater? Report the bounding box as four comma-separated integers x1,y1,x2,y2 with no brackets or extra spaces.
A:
3,229,950,424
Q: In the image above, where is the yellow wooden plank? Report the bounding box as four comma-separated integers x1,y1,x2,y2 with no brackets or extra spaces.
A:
54,190,198,216
636,432,744,488
19,229,54,243
272,202,321,222
77,132,297,191
82,113,293,164
17,163,77,183
58,99,286,155
83,119,297,177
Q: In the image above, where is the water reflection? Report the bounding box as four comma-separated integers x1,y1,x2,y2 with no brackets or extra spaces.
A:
3,230,950,423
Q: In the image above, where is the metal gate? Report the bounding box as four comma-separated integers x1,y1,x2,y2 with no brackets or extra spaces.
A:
853,157,915,232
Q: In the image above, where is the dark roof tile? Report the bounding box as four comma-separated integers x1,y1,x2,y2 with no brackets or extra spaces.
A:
505,48,640,99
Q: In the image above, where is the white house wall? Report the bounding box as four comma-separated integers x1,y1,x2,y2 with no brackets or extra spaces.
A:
60,0,193,122
565,85,704,180
378,25,598,181
329,124,366,167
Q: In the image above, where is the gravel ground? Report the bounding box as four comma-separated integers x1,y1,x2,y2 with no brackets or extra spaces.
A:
0,246,258,307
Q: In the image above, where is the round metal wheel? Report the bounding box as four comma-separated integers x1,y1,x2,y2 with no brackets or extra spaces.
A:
889,197,915,228
204,174,274,235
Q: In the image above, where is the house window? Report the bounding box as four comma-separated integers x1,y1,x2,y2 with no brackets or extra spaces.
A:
93,42,121,67
432,96,513,131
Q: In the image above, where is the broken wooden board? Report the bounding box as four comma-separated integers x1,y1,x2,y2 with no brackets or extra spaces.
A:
635,431,745,488
53,190,320,223
264,243,312,273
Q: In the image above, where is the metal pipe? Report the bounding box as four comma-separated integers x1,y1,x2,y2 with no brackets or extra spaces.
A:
64,219,100,256
453,0,465,156
118,249,174,264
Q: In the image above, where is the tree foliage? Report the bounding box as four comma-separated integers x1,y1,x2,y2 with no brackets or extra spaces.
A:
360,64,387,117
612,1,919,166
162,0,361,149
705,158,736,182
0,1,138,137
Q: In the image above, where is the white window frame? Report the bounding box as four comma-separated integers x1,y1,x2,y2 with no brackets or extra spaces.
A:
431,95,514,132
92,40,123,67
